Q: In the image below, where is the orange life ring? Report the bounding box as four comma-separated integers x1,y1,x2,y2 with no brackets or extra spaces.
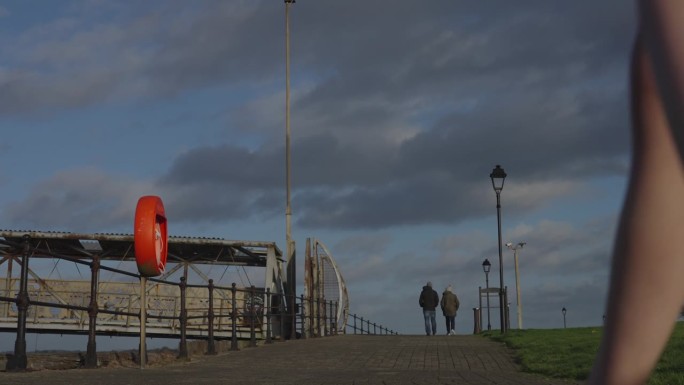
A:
134,195,168,277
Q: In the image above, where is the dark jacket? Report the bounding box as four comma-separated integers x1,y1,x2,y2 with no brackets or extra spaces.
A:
419,286,439,311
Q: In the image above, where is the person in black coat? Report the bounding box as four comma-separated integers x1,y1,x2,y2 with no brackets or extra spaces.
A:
418,281,439,336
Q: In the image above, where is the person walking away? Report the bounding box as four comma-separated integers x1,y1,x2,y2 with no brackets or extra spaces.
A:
419,281,439,335
440,285,460,335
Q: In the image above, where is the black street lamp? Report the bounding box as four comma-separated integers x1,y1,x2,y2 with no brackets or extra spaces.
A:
482,259,492,331
562,307,567,329
490,165,507,333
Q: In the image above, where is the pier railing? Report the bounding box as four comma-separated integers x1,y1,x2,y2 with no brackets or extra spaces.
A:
0,234,397,371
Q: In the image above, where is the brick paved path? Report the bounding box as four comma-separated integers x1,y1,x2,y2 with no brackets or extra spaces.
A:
1,335,582,385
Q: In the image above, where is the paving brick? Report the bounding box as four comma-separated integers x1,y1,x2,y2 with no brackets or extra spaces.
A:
1,335,582,385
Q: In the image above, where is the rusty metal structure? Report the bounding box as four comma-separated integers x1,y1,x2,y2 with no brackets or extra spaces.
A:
303,238,349,338
0,229,300,369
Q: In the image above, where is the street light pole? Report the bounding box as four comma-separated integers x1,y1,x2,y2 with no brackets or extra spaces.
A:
490,165,507,334
506,242,526,330
284,0,296,340
284,0,294,265
482,259,492,331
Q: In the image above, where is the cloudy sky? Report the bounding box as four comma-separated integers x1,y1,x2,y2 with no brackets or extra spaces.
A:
0,0,647,347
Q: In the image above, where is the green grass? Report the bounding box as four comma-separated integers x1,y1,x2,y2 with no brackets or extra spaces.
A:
483,321,684,384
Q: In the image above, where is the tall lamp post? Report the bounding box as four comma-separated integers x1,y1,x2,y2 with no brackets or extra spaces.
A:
506,242,526,330
284,0,296,339
490,164,507,333
482,259,492,331
562,307,567,329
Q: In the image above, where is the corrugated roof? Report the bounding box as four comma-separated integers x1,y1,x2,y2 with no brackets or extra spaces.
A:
0,229,282,266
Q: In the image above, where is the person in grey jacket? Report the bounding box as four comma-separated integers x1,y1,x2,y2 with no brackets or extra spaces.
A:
418,281,439,336
440,285,460,335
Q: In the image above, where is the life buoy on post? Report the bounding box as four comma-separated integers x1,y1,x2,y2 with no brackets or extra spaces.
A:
134,196,168,277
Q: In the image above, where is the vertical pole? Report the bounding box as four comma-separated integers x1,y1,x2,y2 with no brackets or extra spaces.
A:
328,301,334,335
360,316,364,334
304,238,312,338
85,254,100,368
178,277,188,359
353,314,357,335
284,0,293,259
322,300,328,336
230,283,239,351
249,285,257,347
496,191,506,334
504,287,510,331
4,254,13,318
284,0,296,343
300,294,305,338
478,286,483,332
514,248,523,329
485,275,491,331
207,280,216,355
266,288,273,344
139,276,147,369
8,235,31,371
334,301,338,335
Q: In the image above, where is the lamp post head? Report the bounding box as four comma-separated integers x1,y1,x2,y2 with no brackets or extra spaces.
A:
490,164,507,194
562,307,567,315
506,241,526,250
482,258,491,273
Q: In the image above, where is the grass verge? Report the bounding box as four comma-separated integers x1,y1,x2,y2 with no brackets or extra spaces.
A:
483,321,684,384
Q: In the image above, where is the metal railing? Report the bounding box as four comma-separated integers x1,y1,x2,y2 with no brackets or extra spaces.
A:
0,235,399,371
345,313,398,335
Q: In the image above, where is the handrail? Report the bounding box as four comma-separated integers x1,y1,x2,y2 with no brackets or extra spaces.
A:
0,235,398,371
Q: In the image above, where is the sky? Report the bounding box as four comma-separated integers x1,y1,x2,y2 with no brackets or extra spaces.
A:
0,0,656,350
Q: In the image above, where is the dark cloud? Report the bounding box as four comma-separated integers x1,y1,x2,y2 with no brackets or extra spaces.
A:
0,0,635,232
2,168,151,232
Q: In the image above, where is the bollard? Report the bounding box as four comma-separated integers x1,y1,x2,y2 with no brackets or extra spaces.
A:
178,277,188,359
230,283,239,351
473,308,481,334
85,254,100,368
